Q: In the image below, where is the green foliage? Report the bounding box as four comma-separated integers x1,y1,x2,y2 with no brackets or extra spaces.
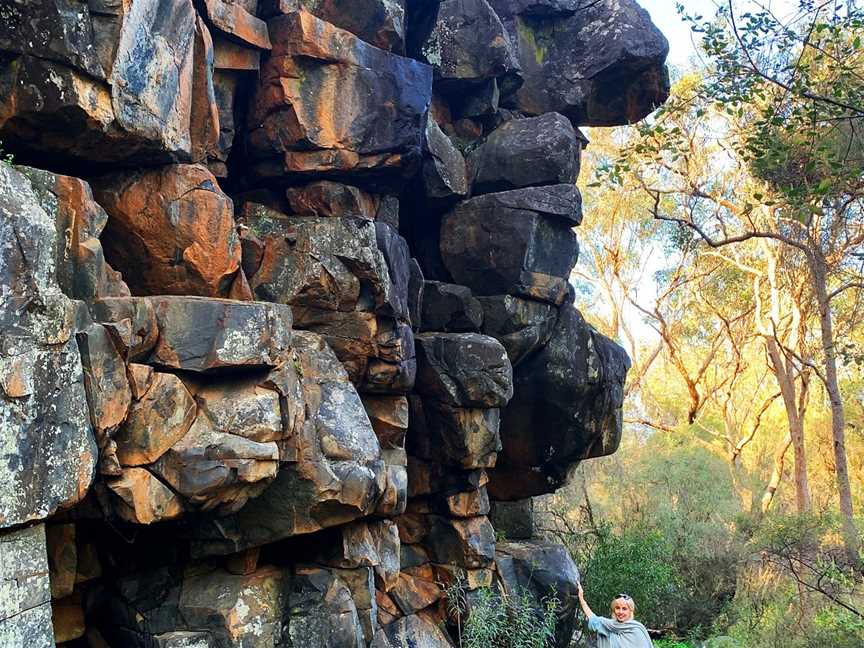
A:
571,523,680,630
0,140,13,167
443,578,558,648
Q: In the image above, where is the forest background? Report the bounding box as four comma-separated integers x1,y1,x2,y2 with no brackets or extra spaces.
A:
540,1,864,646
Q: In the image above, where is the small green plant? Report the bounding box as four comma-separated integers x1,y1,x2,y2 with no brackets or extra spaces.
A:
442,576,559,648
0,143,13,167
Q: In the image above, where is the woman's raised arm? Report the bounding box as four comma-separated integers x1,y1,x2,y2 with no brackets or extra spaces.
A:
577,582,595,619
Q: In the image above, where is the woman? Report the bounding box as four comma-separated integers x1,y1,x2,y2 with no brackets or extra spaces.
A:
577,583,653,647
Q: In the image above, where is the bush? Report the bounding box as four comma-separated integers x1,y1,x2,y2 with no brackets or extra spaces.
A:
569,522,682,630
443,579,559,648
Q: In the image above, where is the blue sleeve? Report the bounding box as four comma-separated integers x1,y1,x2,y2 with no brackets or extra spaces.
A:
588,615,611,636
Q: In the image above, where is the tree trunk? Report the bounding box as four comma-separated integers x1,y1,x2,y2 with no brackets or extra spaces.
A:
765,337,812,512
810,254,860,565
761,432,792,513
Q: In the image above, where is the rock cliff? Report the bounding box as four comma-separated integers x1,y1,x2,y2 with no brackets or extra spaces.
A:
0,1,667,645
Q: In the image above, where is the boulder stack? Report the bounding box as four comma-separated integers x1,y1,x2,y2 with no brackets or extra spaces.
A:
0,0,664,645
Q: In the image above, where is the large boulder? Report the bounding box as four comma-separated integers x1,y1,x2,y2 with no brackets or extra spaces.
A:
0,165,97,528
478,295,558,366
489,303,630,499
186,332,386,555
261,0,407,52
146,297,293,373
240,210,394,315
0,0,219,167
246,10,432,188
93,165,244,298
418,0,521,95
489,0,670,125
440,191,579,304
467,113,583,194
415,333,512,408
495,540,581,648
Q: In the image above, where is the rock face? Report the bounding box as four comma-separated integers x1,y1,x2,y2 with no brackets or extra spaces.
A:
246,9,432,188
0,164,97,528
0,0,666,644
93,165,244,298
489,0,670,125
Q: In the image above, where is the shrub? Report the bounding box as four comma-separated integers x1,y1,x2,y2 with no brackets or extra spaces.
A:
443,578,559,648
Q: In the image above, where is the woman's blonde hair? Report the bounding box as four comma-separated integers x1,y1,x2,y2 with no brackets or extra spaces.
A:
610,594,636,614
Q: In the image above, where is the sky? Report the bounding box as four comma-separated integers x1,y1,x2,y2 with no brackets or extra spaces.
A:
644,0,803,69
642,0,702,68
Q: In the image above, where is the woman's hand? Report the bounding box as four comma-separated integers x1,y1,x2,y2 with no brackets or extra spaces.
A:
577,582,594,619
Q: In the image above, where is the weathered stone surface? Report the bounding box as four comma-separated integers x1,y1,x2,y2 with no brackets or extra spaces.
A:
390,565,443,615
420,282,483,333
406,457,487,499
0,0,219,166
20,168,129,301
88,297,160,362
361,320,417,395
187,332,385,555
0,1,106,79
287,181,379,219
478,294,557,366
408,259,425,331
467,113,582,194
293,309,378,383
440,191,579,304
107,467,185,524
261,0,407,52
94,165,243,298
191,15,223,167
434,564,494,591
153,415,279,514
490,0,670,125
0,524,54,648
76,322,132,475
415,333,512,407
99,563,285,646
495,540,581,648
378,612,456,648
285,565,365,648
115,373,197,467
376,461,409,517
148,297,293,373
490,303,630,499
242,212,393,315
195,380,285,444
109,0,198,158
409,397,502,469
376,222,412,322
424,516,495,568
488,498,534,540
1,165,96,528
422,118,468,203
247,10,431,188
363,396,410,449
46,523,77,600
200,0,272,50
419,0,520,93
435,487,491,518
